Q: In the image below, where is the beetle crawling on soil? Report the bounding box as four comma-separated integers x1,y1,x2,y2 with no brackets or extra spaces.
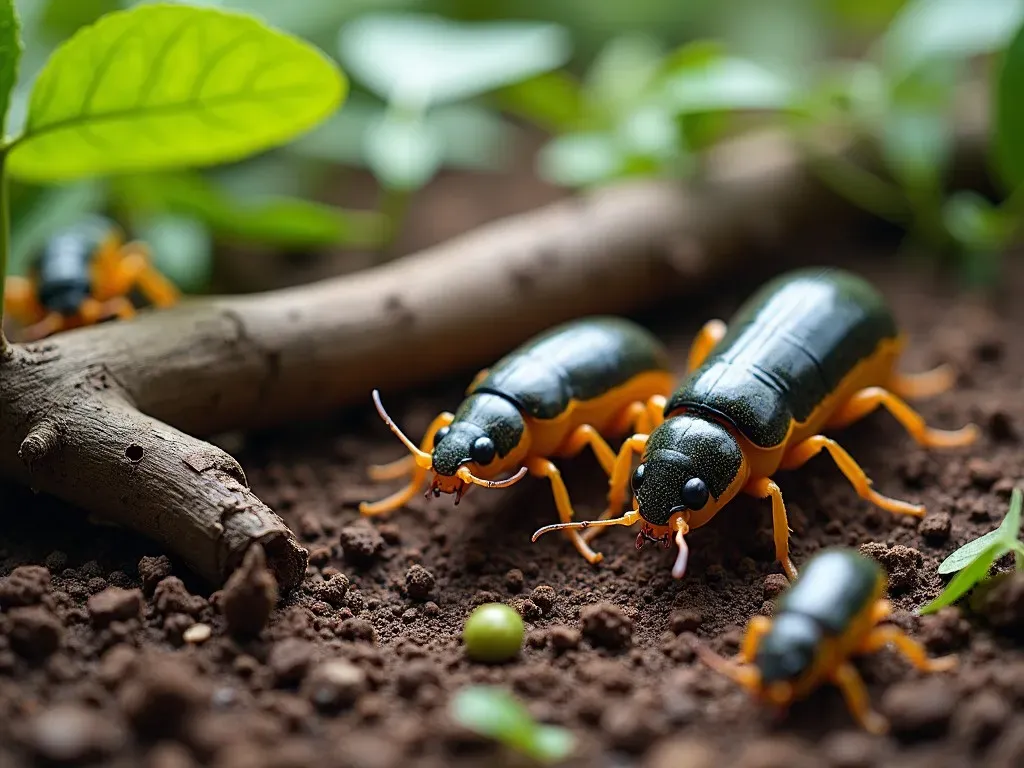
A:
3,216,179,341
533,268,977,580
361,317,676,563
696,548,957,733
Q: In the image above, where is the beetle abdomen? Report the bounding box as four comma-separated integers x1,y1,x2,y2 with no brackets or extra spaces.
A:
472,317,671,420
666,269,897,447
777,548,883,635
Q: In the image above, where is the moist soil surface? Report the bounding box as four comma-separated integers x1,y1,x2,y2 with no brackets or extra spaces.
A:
3,246,1024,768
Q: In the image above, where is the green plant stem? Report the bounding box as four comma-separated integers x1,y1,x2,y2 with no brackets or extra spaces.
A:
378,185,411,250
0,151,10,353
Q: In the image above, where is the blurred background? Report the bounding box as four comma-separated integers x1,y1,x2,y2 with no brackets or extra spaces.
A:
8,0,1022,294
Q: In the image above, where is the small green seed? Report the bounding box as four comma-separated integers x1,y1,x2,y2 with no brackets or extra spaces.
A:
463,603,524,662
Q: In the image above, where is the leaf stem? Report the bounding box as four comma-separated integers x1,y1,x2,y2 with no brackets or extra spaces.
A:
0,150,10,353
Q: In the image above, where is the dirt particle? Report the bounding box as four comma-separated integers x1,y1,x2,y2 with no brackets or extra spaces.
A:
0,564,51,607
88,587,143,627
119,654,206,738
311,573,350,607
953,690,1010,748
549,625,580,653
918,607,972,653
669,609,702,634
337,618,377,644
602,697,666,752
269,638,317,686
974,572,1024,636
98,645,138,688
580,602,633,650
303,660,366,711
221,544,278,638
733,737,818,768
859,542,922,594
513,597,542,621
153,577,206,617
530,585,556,614
763,574,788,600
988,410,1017,442
339,523,385,567
968,458,1001,488
396,659,439,698
8,606,63,659
820,730,880,768
504,568,524,593
138,555,172,594
644,737,718,768
145,742,196,768
405,565,435,601
881,678,956,739
25,704,125,763
918,512,952,544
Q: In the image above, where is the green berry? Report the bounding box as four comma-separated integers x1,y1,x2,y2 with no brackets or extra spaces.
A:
463,603,524,662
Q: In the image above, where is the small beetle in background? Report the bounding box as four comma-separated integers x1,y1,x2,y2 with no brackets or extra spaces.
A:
4,216,179,341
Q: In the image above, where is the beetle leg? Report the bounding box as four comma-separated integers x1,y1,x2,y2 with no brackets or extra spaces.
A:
737,615,772,663
888,364,956,400
19,312,66,341
743,477,798,581
3,276,44,325
526,456,603,564
781,435,926,518
857,625,957,672
831,662,889,735
687,319,727,372
361,412,453,514
367,412,453,481
557,424,617,475
583,434,649,544
827,387,977,448
103,296,136,320
107,242,181,308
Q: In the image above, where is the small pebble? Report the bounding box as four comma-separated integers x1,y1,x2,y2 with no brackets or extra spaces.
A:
530,585,556,614
303,660,366,710
669,610,701,634
504,569,524,593
88,587,143,628
339,523,385,566
8,606,63,659
549,625,581,653
405,565,435,601
182,623,212,644
763,574,788,601
580,602,633,650
0,565,51,608
918,512,951,543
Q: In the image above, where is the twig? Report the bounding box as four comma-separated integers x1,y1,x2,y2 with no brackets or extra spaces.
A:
0,117,988,587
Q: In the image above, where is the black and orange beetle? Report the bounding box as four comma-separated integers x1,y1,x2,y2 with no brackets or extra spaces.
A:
3,216,179,341
696,548,956,733
361,317,675,563
534,268,977,580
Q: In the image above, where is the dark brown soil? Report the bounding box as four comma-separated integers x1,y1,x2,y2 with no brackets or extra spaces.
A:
3,248,1024,768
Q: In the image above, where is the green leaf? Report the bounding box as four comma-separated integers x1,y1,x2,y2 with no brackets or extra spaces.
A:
661,43,792,114
497,71,584,134
920,541,1006,614
943,191,1011,254
337,14,570,108
450,686,575,764
131,213,211,293
584,34,664,118
937,488,1023,574
363,109,443,191
0,0,22,137
999,487,1023,543
537,132,624,188
114,171,386,248
879,0,1024,78
8,4,346,183
996,22,1024,189
41,0,120,39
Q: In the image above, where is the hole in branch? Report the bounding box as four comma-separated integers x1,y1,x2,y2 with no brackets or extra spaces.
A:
125,444,145,462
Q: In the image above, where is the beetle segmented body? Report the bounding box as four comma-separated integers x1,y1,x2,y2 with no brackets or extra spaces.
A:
697,548,957,734
3,217,179,341
361,317,675,563
533,268,977,578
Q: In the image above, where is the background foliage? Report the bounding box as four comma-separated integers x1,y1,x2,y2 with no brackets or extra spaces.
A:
7,0,1023,292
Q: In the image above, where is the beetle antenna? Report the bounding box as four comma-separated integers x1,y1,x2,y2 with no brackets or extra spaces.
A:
531,510,640,542
694,643,761,693
672,517,690,579
456,466,528,489
371,390,433,470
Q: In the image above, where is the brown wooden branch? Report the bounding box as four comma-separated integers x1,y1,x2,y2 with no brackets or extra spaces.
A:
0,111,988,588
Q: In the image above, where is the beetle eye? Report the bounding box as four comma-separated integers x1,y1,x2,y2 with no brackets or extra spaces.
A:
470,436,496,465
433,426,450,447
631,464,646,493
681,477,709,510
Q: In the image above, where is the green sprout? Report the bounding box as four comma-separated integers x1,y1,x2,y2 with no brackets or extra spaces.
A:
919,487,1024,615
0,1,347,330
449,686,575,765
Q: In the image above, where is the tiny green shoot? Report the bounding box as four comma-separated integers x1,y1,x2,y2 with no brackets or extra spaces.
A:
449,686,575,765
919,487,1024,614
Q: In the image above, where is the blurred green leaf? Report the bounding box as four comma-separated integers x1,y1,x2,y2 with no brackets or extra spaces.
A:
364,110,444,191
41,0,120,38
497,71,584,133
450,687,575,764
936,526,1005,574
661,42,792,113
584,34,664,118
943,191,1014,252
616,105,677,158
9,4,347,182
537,132,623,187
0,0,21,138
996,21,1024,189
9,180,107,274
114,172,387,248
919,540,1003,613
879,0,1024,78
131,213,212,293
337,13,571,108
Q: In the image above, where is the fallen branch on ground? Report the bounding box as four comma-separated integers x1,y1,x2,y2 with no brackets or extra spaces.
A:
0,111,988,588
